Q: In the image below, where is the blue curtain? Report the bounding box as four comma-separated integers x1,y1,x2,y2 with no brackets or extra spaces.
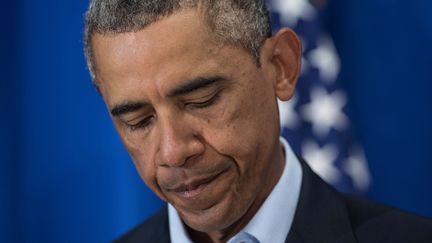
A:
1,1,431,242
325,0,432,216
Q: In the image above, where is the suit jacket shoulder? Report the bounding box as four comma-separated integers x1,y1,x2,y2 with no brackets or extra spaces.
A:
286,159,432,243
113,206,170,243
342,194,432,243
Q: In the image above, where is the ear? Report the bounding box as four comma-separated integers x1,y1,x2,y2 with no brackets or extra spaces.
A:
261,28,302,101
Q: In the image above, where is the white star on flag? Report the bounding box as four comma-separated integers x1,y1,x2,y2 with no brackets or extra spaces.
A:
270,0,316,26
301,87,348,138
308,35,341,83
343,148,372,191
302,140,341,184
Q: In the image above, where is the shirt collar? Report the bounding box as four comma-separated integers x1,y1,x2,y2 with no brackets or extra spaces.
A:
168,137,303,243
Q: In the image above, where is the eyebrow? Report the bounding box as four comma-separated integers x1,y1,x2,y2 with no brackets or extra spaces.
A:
168,76,224,97
111,102,146,117
110,76,225,117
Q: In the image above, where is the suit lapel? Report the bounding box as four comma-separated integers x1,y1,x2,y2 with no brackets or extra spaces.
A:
124,206,171,243
285,159,358,243
153,205,171,243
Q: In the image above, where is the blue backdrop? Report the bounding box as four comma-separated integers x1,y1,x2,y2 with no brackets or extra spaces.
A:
1,1,431,242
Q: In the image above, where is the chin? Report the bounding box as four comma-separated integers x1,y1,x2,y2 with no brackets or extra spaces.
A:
179,197,247,233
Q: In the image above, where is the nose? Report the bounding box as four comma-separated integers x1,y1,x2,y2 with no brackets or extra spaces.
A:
156,114,204,167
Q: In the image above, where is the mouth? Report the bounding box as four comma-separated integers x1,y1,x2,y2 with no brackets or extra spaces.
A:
167,170,226,199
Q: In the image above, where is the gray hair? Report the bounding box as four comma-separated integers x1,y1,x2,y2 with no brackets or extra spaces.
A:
84,0,272,83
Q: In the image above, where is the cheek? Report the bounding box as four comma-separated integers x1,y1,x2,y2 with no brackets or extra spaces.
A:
205,89,269,142
117,130,167,200
201,98,259,162
131,151,168,201
201,84,280,174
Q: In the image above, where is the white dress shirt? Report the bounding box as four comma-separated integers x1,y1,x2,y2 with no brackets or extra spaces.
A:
168,137,303,243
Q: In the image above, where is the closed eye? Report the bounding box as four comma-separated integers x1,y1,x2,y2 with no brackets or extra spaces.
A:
186,92,220,109
124,115,155,131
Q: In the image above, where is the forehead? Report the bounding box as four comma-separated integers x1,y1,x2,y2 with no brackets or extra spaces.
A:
91,9,244,104
91,10,215,70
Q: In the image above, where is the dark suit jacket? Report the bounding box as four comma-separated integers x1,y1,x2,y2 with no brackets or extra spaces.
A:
115,160,432,243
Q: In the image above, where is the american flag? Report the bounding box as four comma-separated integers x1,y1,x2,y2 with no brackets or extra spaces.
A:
268,0,371,193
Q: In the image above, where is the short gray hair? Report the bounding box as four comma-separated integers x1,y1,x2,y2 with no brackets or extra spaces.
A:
84,0,272,83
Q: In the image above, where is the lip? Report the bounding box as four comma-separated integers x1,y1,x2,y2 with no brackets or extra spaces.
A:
168,170,225,199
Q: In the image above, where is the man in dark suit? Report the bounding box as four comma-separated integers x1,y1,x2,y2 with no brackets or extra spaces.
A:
83,0,432,242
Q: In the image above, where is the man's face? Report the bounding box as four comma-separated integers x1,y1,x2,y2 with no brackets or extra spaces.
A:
92,9,297,235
